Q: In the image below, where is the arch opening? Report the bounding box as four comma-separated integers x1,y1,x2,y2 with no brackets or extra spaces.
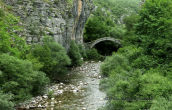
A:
93,40,121,56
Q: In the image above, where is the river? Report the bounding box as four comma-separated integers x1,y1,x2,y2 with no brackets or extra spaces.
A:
18,61,107,110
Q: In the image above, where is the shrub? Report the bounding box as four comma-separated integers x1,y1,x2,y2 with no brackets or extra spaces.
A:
25,52,44,71
150,96,172,110
30,44,54,76
85,48,101,61
131,55,158,69
0,54,49,102
48,90,54,98
100,53,129,76
104,68,172,110
41,36,71,77
0,11,27,58
118,45,143,63
31,71,50,96
0,91,15,110
78,44,86,58
68,40,83,66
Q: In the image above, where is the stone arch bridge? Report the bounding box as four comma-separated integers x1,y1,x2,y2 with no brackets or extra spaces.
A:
84,37,121,49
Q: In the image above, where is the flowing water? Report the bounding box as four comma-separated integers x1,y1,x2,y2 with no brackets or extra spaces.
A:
19,62,107,110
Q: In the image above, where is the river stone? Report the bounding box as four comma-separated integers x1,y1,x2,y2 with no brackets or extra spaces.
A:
82,107,87,110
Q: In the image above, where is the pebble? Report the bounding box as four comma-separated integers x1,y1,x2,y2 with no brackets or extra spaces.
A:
43,95,48,99
51,102,54,105
73,89,77,93
38,104,42,107
100,98,103,101
82,107,87,110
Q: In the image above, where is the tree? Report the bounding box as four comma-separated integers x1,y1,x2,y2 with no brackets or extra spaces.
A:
135,0,172,64
123,13,139,31
30,36,71,77
41,36,71,77
0,91,15,110
0,54,49,102
68,40,83,66
0,9,28,58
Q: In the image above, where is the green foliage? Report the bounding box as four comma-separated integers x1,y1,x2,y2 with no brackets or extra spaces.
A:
48,90,54,98
123,13,139,31
0,54,49,102
54,0,59,5
118,45,143,62
84,6,125,55
0,91,15,110
84,13,110,42
93,0,140,18
30,36,71,77
66,0,73,6
100,53,129,76
42,36,71,76
25,52,44,71
131,55,158,69
0,10,28,58
100,0,172,109
102,64,172,109
109,27,125,39
78,44,86,58
30,44,53,75
68,40,83,66
150,96,172,110
135,0,172,64
85,48,101,61
31,71,50,96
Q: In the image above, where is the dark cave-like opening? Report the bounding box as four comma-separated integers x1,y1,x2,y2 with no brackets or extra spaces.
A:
93,41,121,56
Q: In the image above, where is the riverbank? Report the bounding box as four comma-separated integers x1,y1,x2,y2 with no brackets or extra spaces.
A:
17,61,107,110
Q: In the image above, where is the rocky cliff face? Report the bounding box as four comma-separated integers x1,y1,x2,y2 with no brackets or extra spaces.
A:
140,0,145,7
4,0,94,51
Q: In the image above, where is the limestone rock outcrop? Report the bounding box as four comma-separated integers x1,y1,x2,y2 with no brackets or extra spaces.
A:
4,0,94,51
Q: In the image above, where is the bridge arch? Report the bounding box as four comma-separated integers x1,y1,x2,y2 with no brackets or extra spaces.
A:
85,37,121,49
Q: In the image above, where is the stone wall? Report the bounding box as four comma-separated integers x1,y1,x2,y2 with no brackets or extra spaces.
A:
3,0,94,51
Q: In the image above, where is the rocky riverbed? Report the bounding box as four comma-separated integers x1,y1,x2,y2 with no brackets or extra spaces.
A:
17,61,107,110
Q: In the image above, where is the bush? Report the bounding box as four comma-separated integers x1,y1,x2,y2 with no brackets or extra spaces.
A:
31,71,50,96
42,36,71,77
0,54,49,102
30,36,71,77
131,55,158,69
85,48,101,61
0,11,28,58
30,44,53,76
100,53,129,76
48,90,54,98
25,52,44,71
0,91,15,110
118,45,143,62
150,96,172,110
104,68,172,110
78,44,86,58
68,40,83,66
109,27,125,39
